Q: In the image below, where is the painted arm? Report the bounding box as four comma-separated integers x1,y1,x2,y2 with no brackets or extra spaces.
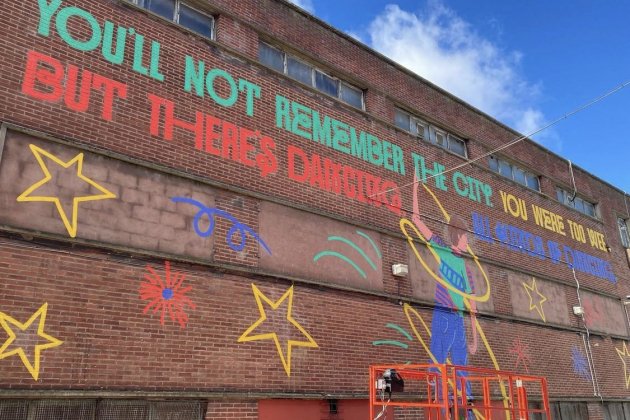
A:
411,172,434,240
466,264,479,355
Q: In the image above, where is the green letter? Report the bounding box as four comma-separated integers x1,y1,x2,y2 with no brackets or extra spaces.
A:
206,68,238,107
102,21,127,65
37,0,62,37
275,95,291,130
56,6,101,51
184,56,205,96
238,78,261,117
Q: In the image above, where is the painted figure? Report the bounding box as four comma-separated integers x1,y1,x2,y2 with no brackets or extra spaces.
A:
411,174,477,417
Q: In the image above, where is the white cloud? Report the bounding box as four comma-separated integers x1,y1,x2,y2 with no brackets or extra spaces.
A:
366,3,556,148
287,0,315,14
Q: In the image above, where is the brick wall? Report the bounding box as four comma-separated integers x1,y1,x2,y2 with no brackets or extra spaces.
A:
0,0,629,419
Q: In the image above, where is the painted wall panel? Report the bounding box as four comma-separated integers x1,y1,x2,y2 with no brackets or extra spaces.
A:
259,201,383,291
0,130,215,260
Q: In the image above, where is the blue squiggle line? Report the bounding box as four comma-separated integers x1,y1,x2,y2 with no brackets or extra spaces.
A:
313,250,367,278
357,230,381,259
171,196,271,255
327,236,377,270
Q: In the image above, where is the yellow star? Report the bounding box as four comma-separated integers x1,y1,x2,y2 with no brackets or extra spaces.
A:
616,342,630,389
238,284,318,376
523,277,547,322
0,303,63,381
17,144,116,238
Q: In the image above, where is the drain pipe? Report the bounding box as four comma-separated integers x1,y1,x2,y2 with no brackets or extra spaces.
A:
572,268,603,400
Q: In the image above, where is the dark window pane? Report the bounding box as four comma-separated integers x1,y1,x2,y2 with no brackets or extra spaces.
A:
144,0,175,20
415,122,428,139
498,160,512,178
584,202,596,217
574,197,585,213
287,57,312,85
513,167,526,186
315,70,338,96
489,156,499,172
178,4,213,38
394,109,410,131
556,188,565,203
448,135,466,156
526,173,540,191
618,218,630,248
259,43,284,72
340,83,363,109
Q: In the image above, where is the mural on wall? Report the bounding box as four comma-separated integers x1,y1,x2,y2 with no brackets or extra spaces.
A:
238,284,318,376
140,261,196,328
372,323,414,364
16,144,116,238
171,196,271,254
571,346,592,382
313,230,381,279
0,303,63,380
509,338,532,373
616,342,630,389
522,278,547,323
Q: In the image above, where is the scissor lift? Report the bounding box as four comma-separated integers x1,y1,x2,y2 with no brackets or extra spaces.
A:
369,364,550,420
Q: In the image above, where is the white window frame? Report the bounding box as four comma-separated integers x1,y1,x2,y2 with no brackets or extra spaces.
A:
133,0,215,39
556,187,598,218
489,156,540,192
618,217,630,248
394,108,466,157
259,42,364,110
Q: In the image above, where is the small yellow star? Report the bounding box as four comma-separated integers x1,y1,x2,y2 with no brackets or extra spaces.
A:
238,284,318,376
0,303,63,380
17,144,116,238
523,277,547,322
616,342,630,389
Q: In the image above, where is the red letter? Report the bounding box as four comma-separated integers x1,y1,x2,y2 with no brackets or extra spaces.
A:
21,50,64,102
287,145,309,183
64,65,92,113
93,74,128,121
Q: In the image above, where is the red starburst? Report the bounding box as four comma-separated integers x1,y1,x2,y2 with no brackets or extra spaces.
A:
140,261,196,328
509,338,532,373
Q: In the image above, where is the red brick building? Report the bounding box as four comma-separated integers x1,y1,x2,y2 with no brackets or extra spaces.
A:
1,1,629,419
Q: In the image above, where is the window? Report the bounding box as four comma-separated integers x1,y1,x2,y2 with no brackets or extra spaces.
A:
489,156,540,191
258,42,364,109
556,188,597,218
134,0,214,39
394,108,466,157
0,399,205,420
618,217,630,248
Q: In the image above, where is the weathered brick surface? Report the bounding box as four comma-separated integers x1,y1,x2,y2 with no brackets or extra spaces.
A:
0,0,629,419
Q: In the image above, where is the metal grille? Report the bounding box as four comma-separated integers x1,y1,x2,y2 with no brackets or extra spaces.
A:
31,400,96,420
153,401,203,420
0,400,28,420
97,400,150,420
0,400,204,420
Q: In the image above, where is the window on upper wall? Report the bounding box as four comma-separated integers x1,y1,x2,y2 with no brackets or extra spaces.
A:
556,188,597,218
618,217,630,248
489,156,540,191
394,108,467,158
258,42,364,110
134,0,214,39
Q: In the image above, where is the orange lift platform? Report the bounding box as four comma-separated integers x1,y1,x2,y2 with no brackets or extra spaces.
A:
369,364,550,420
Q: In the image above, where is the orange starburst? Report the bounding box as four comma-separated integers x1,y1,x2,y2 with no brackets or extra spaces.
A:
140,261,196,328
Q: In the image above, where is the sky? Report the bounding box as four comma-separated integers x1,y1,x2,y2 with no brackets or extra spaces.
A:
287,0,630,194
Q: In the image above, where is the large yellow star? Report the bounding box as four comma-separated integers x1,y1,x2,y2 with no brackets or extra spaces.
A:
0,303,63,380
616,342,630,389
523,277,547,322
17,144,116,238
238,284,318,376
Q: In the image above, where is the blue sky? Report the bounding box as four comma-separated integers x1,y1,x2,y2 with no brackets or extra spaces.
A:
288,0,630,194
